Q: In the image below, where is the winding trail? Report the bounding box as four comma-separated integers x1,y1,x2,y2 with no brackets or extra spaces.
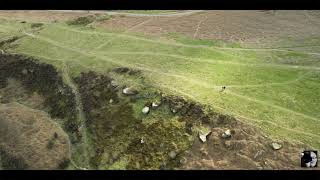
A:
62,62,91,170
193,15,208,39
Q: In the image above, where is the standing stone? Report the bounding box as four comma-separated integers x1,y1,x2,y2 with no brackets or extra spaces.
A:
142,106,150,114
222,129,232,138
199,134,207,143
122,87,138,95
271,142,282,150
199,131,211,143
152,102,160,108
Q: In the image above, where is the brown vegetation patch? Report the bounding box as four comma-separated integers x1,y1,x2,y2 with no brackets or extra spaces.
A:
95,10,320,47
0,103,70,169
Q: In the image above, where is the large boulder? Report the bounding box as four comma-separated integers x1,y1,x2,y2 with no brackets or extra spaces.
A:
221,129,232,139
271,142,282,150
142,106,150,114
122,87,139,95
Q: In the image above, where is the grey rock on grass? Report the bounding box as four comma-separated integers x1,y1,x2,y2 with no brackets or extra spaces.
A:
122,87,138,95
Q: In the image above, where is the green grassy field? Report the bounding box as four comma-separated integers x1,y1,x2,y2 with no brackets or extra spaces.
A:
1,18,320,152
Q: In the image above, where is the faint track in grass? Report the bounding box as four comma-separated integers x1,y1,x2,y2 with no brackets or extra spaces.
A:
61,62,91,170
55,25,320,57
95,17,154,50
193,15,208,39
100,51,320,71
3,22,320,59
23,31,320,127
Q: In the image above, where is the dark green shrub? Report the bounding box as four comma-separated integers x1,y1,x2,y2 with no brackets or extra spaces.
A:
31,23,44,28
67,16,95,26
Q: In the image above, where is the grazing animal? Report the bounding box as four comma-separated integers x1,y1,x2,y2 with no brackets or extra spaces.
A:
220,86,226,92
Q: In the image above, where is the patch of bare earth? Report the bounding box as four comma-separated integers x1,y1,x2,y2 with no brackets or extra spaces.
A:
0,102,70,169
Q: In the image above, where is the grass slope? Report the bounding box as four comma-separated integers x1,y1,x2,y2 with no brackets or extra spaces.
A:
1,18,320,151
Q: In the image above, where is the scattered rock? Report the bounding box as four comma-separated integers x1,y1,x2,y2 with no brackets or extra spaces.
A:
142,106,150,114
140,137,145,144
109,99,114,104
271,142,282,150
152,101,160,108
169,151,177,159
122,87,138,95
221,129,232,139
171,108,178,114
199,134,207,143
199,131,212,143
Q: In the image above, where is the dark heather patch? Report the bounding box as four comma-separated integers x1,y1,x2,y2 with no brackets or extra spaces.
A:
0,147,29,170
0,54,79,142
67,16,95,26
0,36,21,49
